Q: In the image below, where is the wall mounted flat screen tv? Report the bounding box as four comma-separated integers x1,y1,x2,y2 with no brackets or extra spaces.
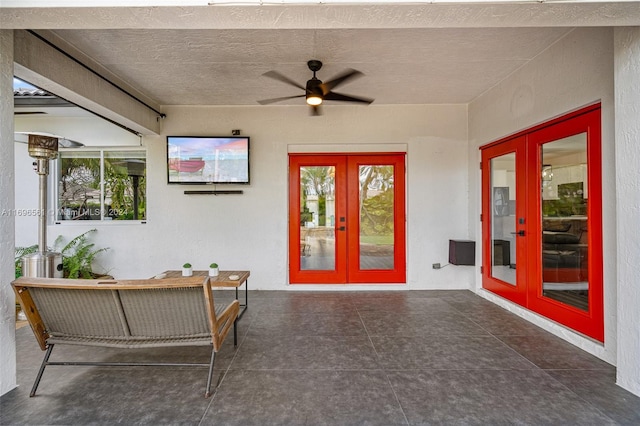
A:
167,136,250,184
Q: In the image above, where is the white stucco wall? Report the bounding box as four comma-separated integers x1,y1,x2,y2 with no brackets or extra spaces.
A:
43,104,472,290
468,27,616,364
13,114,143,247
614,26,640,397
0,30,17,396
14,116,141,148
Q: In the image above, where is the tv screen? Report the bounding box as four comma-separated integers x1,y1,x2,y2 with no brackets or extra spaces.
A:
167,136,250,184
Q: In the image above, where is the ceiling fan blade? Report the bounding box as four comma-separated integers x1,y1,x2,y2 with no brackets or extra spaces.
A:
257,94,305,105
262,70,306,91
320,69,363,93
324,91,374,104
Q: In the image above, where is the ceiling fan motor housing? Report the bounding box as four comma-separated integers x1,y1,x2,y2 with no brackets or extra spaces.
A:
306,78,323,96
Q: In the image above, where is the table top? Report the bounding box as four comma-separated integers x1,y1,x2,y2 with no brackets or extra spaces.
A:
161,270,249,288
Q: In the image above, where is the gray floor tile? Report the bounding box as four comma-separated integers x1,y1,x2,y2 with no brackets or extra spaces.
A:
353,294,458,314
250,294,357,314
443,296,505,314
461,308,553,337
232,335,381,370
1,367,214,425
410,290,479,299
247,311,367,336
203,369,408,426
360,310,489,337
371,335,536,370
547,369,640,425
498,334,615,370
388,369,617,425
3,290,636,426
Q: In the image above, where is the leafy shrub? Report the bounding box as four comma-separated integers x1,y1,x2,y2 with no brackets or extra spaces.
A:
54,229,109,278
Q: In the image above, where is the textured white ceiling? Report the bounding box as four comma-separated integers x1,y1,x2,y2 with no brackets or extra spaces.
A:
45,27,573,106
6,2,640,110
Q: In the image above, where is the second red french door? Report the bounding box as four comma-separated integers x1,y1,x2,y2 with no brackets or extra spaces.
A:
289,153,406,284
481,105,603,341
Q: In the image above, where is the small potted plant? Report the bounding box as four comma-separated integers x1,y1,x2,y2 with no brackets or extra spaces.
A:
182,263,193,277
209,263,219,277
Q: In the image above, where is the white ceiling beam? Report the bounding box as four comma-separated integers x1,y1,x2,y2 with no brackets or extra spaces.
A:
1,3,640,30
13,30,161,135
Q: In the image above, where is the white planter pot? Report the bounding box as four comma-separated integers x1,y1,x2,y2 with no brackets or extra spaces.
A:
182,267,193,277
209,267,219,277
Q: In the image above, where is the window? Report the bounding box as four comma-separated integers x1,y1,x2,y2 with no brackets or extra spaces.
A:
56,149,146,222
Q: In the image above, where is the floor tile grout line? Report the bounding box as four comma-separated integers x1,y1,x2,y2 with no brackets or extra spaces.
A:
443,299,555,371
7,291,638,425
354,300,411,426
530,366,621,425
198,308,255,426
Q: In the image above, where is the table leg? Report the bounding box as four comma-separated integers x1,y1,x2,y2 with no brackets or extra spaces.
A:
237,279,248,319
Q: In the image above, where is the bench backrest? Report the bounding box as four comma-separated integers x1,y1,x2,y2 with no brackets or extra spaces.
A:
12,276,226,350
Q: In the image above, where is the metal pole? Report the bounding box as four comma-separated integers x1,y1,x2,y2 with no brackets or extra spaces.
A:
36,158,49,253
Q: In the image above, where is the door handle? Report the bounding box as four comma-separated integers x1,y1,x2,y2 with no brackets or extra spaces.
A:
338,226,346,231
511,230,525,237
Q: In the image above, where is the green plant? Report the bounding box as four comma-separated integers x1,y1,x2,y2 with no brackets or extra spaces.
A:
54,229,109,278
14,244,39,278
183,263,192,268
209,263,218,268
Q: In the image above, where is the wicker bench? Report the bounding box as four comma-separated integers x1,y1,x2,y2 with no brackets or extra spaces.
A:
12,276,239,398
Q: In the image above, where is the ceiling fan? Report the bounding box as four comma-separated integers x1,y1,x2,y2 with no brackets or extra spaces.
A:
258,60,374,115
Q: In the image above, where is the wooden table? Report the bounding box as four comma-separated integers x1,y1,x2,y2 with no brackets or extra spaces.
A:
160,270,249,319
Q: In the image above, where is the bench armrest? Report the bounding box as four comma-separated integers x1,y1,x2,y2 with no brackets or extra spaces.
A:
213,300,240,350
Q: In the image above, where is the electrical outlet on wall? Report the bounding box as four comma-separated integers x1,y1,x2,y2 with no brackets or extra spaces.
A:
432,263,441,269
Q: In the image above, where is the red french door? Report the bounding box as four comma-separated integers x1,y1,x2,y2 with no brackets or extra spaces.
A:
481,136,528,306
481,104,603,341
289,153,406,284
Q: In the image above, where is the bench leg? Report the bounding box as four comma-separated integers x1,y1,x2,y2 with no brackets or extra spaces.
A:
30,344,54,397
204,350,216,398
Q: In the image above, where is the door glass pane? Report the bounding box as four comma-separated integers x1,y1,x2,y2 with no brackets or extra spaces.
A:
359,165,394,270
541,133,589,311
300,166,336,270
490,153,516,285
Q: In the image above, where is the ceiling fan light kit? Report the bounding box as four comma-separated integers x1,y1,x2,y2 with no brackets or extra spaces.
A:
259,59,373,115
306,94,323,106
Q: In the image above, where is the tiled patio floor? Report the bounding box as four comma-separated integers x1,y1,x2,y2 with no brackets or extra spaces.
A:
2,290,640,425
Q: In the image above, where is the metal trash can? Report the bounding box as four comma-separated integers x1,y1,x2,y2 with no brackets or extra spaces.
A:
21,252,64,278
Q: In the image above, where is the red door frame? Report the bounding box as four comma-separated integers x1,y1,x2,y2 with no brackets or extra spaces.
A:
289,153,406,284
346,154,406,283
526,107,603,341
481,136,528,306
288,155,348,284
480,104,603,341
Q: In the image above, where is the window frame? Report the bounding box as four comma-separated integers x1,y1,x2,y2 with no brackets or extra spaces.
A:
53,146,147,225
